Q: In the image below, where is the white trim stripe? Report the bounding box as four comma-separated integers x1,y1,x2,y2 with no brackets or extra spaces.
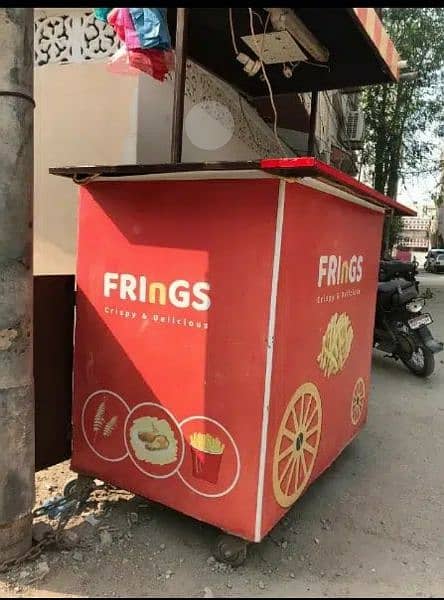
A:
89,170,274,183
294,177,386,214
254,179,286,542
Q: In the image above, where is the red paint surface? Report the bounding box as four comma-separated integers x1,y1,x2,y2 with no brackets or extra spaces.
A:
191,448,223,484
72,175,384,542
72,178,279,540
261,157,415,216
395,249,412,262
261,181,384,536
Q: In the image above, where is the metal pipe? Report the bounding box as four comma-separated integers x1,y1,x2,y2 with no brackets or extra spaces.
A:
267,8,329,63
170,8,189,163
307,90,318,156
0,8,35,562
399,71,418,82
383,209,395,258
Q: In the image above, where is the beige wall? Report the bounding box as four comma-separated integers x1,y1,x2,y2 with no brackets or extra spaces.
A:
34,62,138,274
136,74,260,163
34,60,282,275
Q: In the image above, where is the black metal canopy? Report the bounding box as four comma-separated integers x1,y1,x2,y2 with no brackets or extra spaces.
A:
166,7,397,99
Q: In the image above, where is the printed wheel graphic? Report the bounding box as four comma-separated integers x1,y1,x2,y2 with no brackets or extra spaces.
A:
351,377,366,425
273,383,322,508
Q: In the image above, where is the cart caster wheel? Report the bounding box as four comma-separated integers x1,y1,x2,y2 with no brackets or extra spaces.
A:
214,534,248,567
63,478,78,498
63,476,96,500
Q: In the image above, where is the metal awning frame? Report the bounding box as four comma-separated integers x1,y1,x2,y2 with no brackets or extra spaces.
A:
169,8,400,163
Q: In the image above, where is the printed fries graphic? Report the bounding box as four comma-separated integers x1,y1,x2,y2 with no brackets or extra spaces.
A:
317,312,354,377
189,432,225,484
190,432,225,454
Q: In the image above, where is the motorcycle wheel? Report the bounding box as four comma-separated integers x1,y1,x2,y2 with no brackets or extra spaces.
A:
400,344,435,377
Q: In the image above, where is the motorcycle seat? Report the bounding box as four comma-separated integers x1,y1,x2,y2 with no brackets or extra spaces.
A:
380,260,415,273
378,278,413,294
379,260,416,280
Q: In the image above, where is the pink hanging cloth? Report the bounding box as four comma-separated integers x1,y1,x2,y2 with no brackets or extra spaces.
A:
107,8,141,50
106,8,175,81
128,48,175,82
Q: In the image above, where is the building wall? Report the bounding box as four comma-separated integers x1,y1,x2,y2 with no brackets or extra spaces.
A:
308,89,359,173
274,88,359,173
438,206,444,244
277,91,336,161
34,61,139,274
34,9,286,275
136,60,285,163
397,217,431,250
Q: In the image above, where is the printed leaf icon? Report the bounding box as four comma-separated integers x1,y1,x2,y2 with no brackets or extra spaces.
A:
103,416,117,438
93,401,106,432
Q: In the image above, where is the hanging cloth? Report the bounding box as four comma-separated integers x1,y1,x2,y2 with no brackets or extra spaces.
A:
107,7,141,49
128,48,175,82
94,8,113,22
129,8,171,50
106,8,174,82
107,45,140,76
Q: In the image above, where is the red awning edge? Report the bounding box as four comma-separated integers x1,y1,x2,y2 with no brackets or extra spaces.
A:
351,8,400,81
260,157,416,216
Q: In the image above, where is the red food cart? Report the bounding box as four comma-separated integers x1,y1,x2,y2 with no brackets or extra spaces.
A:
51,158,413,563
47,5,419,565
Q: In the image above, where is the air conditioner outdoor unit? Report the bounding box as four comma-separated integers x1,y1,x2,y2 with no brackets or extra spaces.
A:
346,110,365,143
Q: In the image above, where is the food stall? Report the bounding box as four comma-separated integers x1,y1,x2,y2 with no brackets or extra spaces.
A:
50,9,415,563
51,157,413,562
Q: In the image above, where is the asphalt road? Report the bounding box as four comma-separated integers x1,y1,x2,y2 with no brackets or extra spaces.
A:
253,270,444,598
1,272,443,599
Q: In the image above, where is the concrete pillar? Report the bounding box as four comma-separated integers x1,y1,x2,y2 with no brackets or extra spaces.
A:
0,8,35,562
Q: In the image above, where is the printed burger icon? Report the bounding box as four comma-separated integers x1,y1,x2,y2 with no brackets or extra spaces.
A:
189,432,225,484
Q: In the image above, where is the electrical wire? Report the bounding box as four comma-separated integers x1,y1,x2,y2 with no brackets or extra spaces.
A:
229,10,276,154
252,10,264,27
247,8,289,157
228,8,239,56
260,10,271,58
228,7,289,156
229,8,335,159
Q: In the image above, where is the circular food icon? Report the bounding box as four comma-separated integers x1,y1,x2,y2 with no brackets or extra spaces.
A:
81,390,130,462
351,377,366,425
317,312,354,378
125,403,184,479
273,383,322,508
178,417,240,498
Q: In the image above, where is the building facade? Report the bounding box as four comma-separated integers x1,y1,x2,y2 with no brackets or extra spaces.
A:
34,8,359,275
395,216,432,262
437,206,444,246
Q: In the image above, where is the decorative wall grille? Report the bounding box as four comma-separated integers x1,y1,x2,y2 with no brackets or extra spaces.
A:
34,11,120,66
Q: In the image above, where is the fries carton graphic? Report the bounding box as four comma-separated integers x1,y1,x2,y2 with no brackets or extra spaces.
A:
189,432,225,484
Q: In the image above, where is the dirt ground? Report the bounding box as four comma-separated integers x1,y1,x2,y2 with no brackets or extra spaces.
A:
0,272,443,598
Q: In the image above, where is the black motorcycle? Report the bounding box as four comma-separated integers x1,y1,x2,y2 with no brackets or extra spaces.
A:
374,260,443,376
